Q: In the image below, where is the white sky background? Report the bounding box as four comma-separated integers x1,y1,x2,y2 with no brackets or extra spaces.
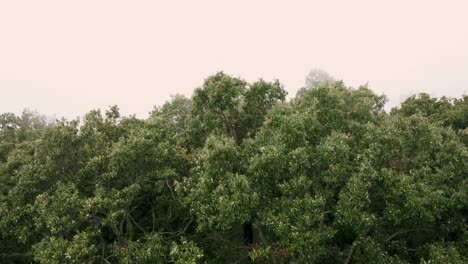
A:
1,0,467,119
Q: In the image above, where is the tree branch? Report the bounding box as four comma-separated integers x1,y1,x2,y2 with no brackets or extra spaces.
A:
166,178,176,201
128,213,147,235
385,228,432,242
344,242,356,264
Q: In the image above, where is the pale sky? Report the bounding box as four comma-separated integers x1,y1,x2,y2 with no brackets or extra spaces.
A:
1,0,467,119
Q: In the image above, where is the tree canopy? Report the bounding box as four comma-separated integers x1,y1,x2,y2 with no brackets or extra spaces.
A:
1,73,467,263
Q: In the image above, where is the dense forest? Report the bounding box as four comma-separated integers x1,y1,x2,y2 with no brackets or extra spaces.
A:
1,72,467,263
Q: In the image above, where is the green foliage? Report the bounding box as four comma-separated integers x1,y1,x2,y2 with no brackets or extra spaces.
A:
181,135,257,231
189,72,286,148
0,73,466,263
170,238,204,264
150,94,193,145
0,109,52,162
113,233,168,263
393,93,468,144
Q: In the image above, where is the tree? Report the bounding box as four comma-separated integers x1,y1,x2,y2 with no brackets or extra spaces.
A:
242,82,387,262
150,94,193,145
336,114,467,263
0,109,52,163
188,72,286,148
0,107,200,263
393,93,468,145
296,68,336,97
181,72,286,262
1,73,467,263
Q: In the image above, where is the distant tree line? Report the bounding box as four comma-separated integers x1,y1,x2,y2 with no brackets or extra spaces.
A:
0,72,467,263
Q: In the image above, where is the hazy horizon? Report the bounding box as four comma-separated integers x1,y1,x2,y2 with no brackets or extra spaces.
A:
1,0,467,119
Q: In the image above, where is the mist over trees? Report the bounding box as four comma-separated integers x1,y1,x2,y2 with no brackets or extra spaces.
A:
296,69,337,97
0,72,467,263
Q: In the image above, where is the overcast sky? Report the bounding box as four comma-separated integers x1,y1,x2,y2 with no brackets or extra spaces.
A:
1,0,467,119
